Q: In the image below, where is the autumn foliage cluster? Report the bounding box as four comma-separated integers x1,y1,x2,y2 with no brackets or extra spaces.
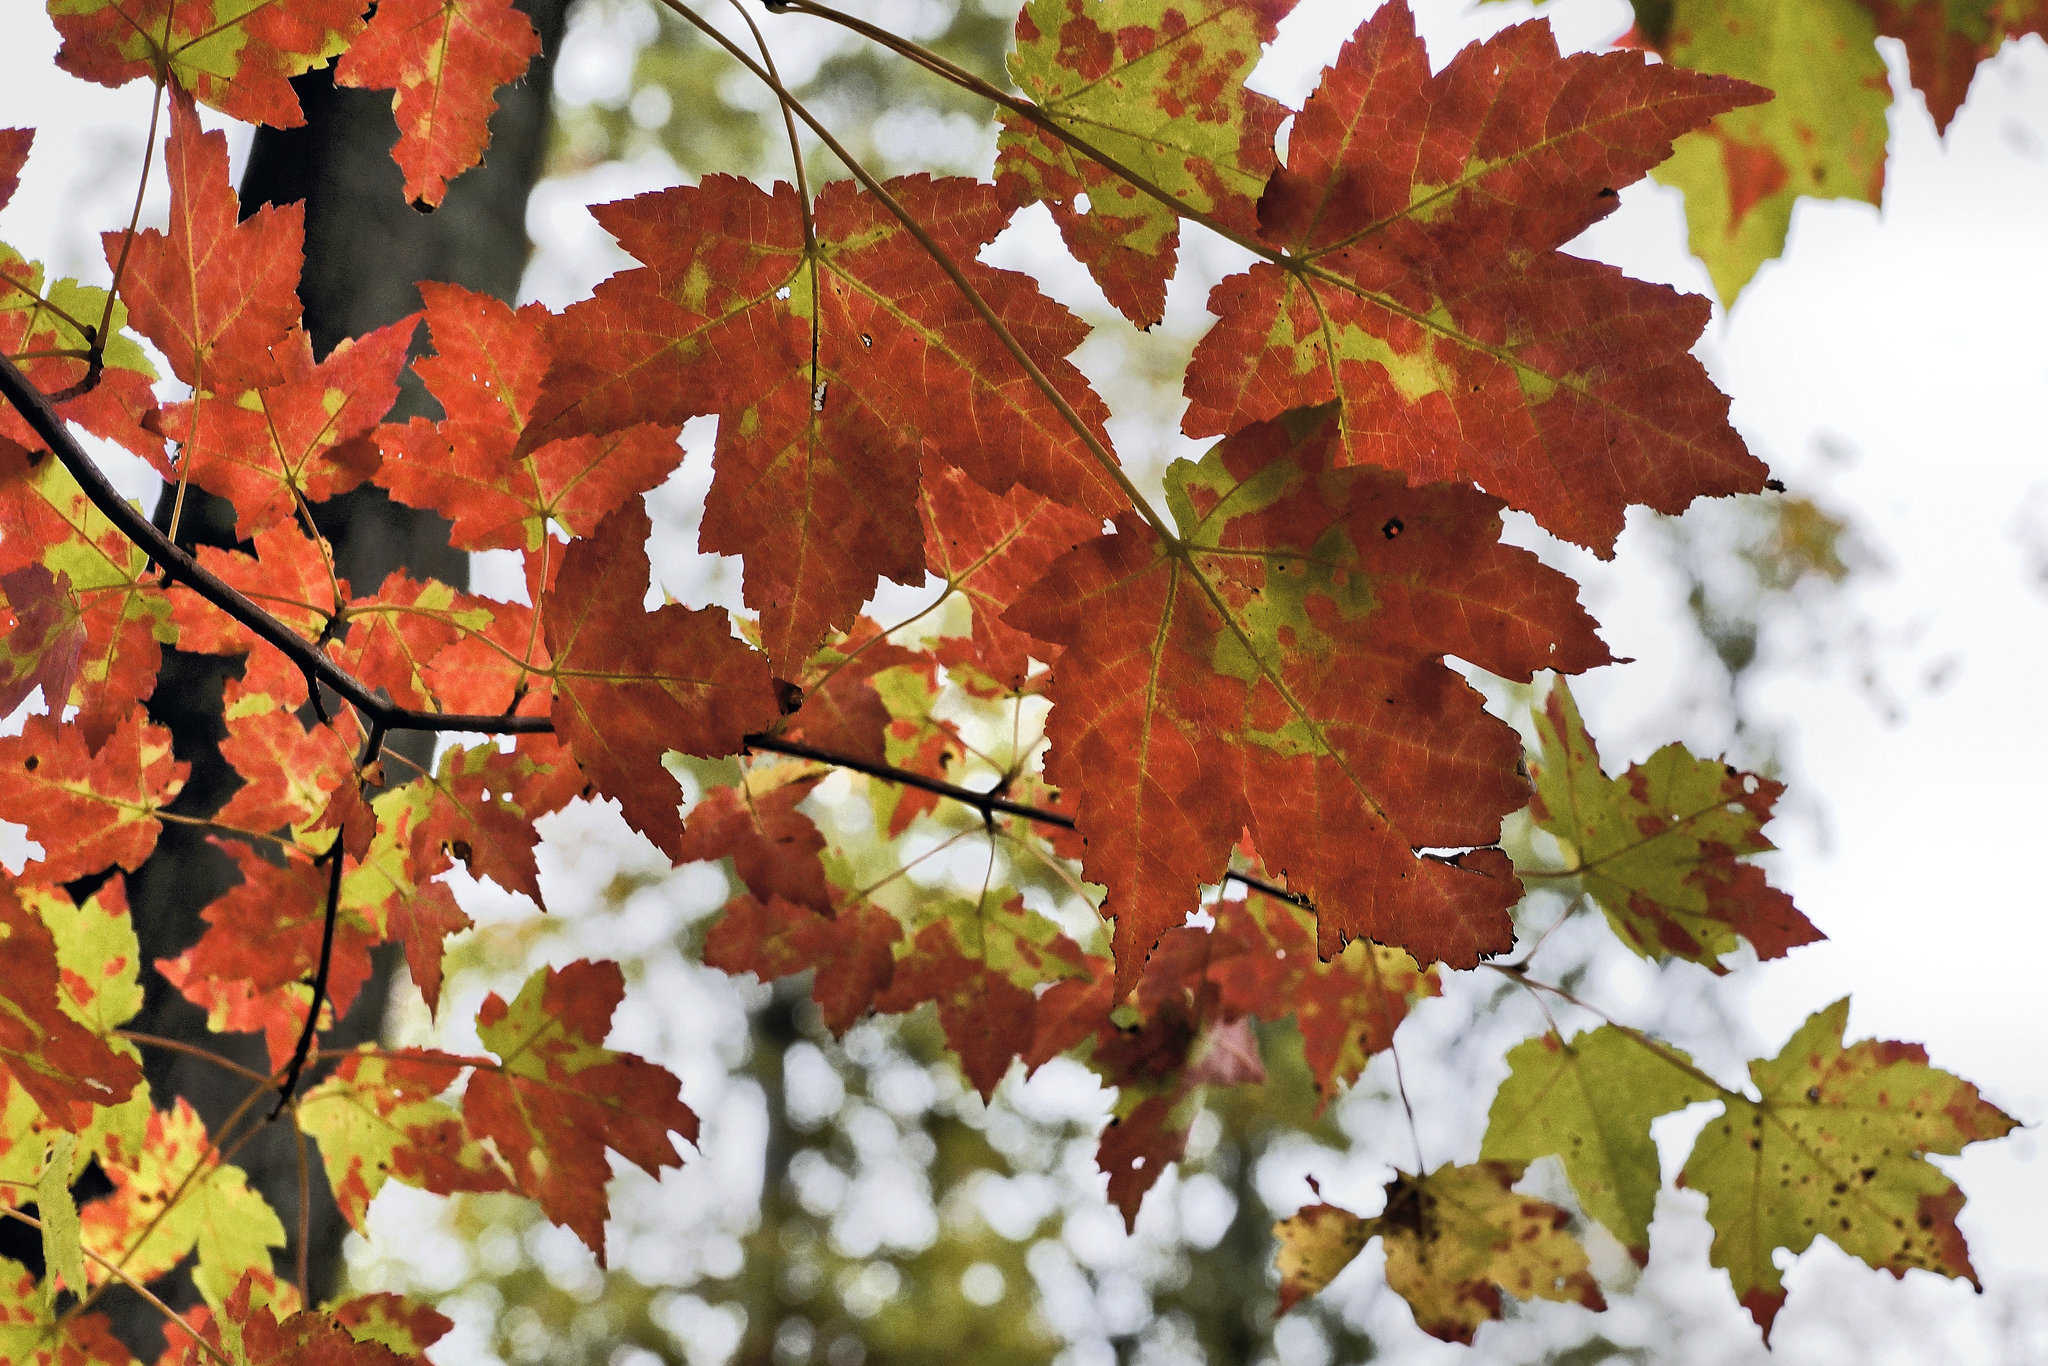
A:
0,0,2027,1361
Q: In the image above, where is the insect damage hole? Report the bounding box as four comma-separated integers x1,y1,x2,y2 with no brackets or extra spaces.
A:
1382,518,1404,540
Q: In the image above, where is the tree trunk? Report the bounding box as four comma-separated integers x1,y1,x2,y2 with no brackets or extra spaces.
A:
106,5,571,1352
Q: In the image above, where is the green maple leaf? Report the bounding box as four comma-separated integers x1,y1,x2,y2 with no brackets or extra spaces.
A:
1482,1024,1711,1259
999,0,1296,326
1679,998,2017,1340
1643,0,1891,304
1530,678,1823,971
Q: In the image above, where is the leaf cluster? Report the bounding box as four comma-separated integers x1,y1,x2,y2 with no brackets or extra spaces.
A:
0,0,2021,1359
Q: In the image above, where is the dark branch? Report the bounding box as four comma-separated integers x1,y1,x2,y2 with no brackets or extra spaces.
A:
743,734,1313,908
271,835,346,1116
0,354,552,737
744,732,1078,829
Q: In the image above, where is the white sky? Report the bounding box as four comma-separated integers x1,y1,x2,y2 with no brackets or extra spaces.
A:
2,0,2044,1358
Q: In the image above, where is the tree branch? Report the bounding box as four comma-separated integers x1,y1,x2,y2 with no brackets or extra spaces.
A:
0,353,552,737
744,732,1077,829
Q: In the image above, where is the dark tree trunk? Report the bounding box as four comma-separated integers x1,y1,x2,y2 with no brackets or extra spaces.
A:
106,4,571,1353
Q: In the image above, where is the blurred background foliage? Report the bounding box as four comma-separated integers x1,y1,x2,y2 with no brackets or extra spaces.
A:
338,3,1894,1364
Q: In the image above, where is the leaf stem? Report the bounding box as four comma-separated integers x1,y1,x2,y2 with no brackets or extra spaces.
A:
1487,964,1741,1100
0,1208,233,1366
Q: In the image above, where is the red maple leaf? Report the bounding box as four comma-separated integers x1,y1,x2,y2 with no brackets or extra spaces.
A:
115,92,303,392
0,878,143,1128
161,318,416,538
465,960,699,1263
1210,887,1438,1101
1008,408,1609,987
0,128,28,210
52,1,367,128
676,775,834,918
336,0,541,208
532,173,1123,670
0,447,175,749
374,283,681,551
541,500,781,857
156,842,380,1067
1181,6,1771,552
0,711,184,883
702,893,902,1036
917,457,1098,689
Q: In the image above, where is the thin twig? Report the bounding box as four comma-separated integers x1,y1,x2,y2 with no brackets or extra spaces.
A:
117,1030,275,1086
0,1209,232,1366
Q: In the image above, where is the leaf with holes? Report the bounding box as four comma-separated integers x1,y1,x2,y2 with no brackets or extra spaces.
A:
1008,406,1608,990
1679,999,2016,1341
999,0,1296,326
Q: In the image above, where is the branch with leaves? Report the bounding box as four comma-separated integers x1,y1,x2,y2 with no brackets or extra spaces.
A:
0,0,2023,1361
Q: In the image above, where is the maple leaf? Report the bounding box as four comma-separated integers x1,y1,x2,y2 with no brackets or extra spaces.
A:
163,318,417,539
776,621,927,763
1097,1092,1191,1228
877,892,1087,1099
329,1292,454,1359
464,960,699,1263
212,681,360,840
1859,0,2048,133
168,522,343,658
1482,1025,1712,1261
533,173,1123,670
0,1253,135,1366
677,771,833,917
917,457,1098,690
157,843,379,1068
1530,678,1823,969
48,0,364,128
1007,406,1609,988
407,735,583,910
0,447,176,748
113,93,303,391
0,881,142,1129
0,566,86,720
1179,4,1769,552
0,129,27,210
541,500,781,857
1275,1162,1605,1340
373,283,680,551
1209,887,1438,1101
79,1097,284,1310
0,712,184,883
1636,0,1890,305
331,571,510,713
0,241,162,465
338,782,486,1013
1678,999,2017,1340
164,1272,411,1366
297,1049,511,1233
335,0,541,209
702,893,903,1036
998,0,1296,327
